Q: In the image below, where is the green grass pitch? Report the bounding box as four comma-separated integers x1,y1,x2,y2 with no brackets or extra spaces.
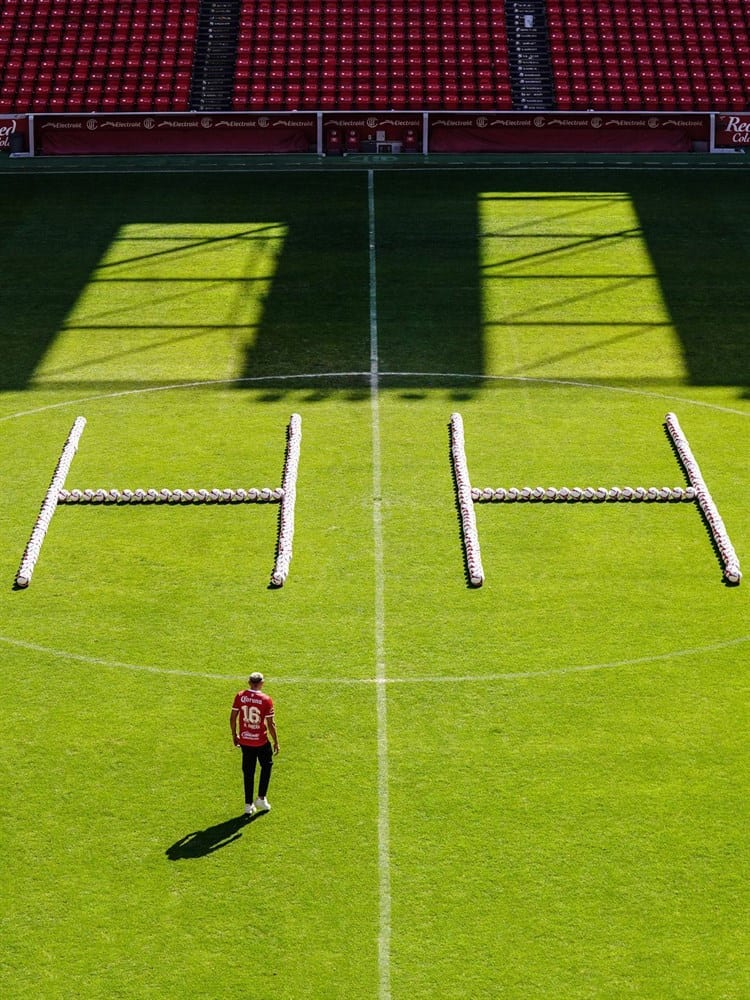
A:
1,165,748,1000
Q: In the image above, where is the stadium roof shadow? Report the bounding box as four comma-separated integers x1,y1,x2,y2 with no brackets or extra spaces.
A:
373,170,749,399
0,169,747,398
630,172,749,395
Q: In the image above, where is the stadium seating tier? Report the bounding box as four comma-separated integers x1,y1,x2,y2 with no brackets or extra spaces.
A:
1,0,749,115
0,0,200,112
547,0,750,111
231,1,512,111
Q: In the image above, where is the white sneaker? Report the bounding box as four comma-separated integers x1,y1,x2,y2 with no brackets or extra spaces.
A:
254,796,271,812
244,803,257,816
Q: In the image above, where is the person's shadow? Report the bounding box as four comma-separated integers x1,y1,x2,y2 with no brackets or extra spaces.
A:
165,813,262,860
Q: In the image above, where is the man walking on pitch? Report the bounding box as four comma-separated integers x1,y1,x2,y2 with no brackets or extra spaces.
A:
230,671,279,817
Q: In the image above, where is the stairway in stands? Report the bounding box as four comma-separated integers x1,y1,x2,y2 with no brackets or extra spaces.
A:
189,0,241,111
504,0,556,110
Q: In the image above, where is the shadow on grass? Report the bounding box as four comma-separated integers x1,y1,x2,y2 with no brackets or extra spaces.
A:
165,812,265,860
0,172,485,398
2,171,747,398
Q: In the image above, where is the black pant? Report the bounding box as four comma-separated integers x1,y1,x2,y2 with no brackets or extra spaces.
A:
241,742,273,802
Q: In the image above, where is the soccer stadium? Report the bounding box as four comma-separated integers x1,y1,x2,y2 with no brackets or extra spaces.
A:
1,2,749,999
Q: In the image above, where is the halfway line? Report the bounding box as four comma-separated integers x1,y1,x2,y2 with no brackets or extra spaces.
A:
369,169,392,1000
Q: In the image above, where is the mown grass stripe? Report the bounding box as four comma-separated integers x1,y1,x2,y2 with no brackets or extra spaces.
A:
369,168,392,1000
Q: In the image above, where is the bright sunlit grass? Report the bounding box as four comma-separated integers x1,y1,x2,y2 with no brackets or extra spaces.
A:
32,222,288,387
479,191,687,382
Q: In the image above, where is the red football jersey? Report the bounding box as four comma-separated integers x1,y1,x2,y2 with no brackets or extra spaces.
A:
233,689,274,746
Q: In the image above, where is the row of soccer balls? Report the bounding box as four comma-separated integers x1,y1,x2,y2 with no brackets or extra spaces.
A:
270,413,302,588
57,487,284,504
471,486,698,503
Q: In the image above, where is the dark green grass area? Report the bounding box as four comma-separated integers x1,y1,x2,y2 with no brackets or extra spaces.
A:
1,167,749,999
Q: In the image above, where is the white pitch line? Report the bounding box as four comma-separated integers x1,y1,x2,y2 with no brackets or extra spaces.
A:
0,372,371,423
11,163,746,177
0,636,236,681
377,372,750,419
2,634,748,684
369,168,392,1000
3,372,747,425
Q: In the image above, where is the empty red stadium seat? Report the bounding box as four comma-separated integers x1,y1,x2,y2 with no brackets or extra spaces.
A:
225,0,513,112
0,0,200,112
7,0,748,118
548,0,750,112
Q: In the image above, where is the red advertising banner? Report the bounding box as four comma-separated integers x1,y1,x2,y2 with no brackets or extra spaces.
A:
35,113,317,155
429,113,709,153
21,110,720,157
0,115,29,152
714,114,750,148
